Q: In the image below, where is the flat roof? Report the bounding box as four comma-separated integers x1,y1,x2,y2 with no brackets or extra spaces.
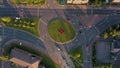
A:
67,0,89,4
112,0,120,2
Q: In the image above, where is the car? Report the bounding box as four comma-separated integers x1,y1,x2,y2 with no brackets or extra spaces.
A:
79,24,83,28
79,30,82,33
19,42,22,46
67,18,71,23
62,55,66,59
57,47,60,51
16,17,20,20
55,44,61,51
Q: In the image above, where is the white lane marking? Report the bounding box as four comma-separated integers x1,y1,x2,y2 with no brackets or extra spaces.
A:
93,25,100,34
40,19,47,25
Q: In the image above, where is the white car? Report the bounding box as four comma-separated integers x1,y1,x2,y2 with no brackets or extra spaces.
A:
16,17,20,20
56,47,60,51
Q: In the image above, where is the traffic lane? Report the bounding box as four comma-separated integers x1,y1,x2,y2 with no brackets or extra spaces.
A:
3,0,10,6
95,15,120,33
0,27,3,35
1,8,120,17
4,61,12,68
1,60,12,68
26,8,64,18
83,46,93,68
59,44,75,68
15,30,46,49
22,8,37,17
40,18,74,68
0,60,1,68
81,24,97,68
67,32,86,51
0,27,46,50
0,8,19,17
66,9,120,15
87,27,99,44
83,61,92,68
92,9,112,14
39,21,68,67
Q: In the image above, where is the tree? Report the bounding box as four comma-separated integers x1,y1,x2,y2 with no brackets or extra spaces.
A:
112,29,117,37
103,32,109,39
116,24,120,29
1,17,11,23
0,56,9,61
109,27,113,31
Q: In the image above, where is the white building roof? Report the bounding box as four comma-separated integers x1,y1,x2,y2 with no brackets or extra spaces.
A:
67,0,89,4
67,0,73,3
112,0,120,2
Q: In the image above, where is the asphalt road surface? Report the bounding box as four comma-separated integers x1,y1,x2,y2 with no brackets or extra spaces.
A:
0,0,120,68
39,17,74,68
1,6,120,17
0,27,47,55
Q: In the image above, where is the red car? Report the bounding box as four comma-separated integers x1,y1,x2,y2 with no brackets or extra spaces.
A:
67,18,71,23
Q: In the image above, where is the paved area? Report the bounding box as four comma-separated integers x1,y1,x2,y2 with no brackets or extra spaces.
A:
96,40,111,63
0,27,48,56
39,17,74,68
78,15,108,28
0,0,120,68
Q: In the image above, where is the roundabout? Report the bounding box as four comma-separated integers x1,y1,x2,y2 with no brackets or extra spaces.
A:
48,19,76,43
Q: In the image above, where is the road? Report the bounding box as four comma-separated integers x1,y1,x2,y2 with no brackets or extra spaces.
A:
65,14,120,68
39,15,74,68
85,15,120,68
1,7,120,17
0,27,48,54
0,0,120,68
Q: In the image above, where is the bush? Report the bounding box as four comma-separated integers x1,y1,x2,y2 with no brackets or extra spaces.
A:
69,46,83,63
0,56,9,61
1,17,11,23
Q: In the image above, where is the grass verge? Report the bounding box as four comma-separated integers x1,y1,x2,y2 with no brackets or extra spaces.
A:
48,19,76,42
10,0,46,6
1,17,39,36
69,46,83,68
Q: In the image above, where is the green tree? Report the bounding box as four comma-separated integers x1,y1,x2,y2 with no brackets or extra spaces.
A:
116,24,120,29
0,56,9,61
103,32,109,39
1,17,11,23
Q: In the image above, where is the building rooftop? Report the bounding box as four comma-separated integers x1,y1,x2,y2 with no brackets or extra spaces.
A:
67,0,89,4
112,0,120,3
9,48,41,68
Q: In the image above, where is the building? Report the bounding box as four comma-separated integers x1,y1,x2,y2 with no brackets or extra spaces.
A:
67,0,89,4
112,0,120,3
108,0,120,4
9,48,41,68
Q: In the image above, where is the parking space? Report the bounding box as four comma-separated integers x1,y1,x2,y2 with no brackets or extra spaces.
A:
96,40,111,63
